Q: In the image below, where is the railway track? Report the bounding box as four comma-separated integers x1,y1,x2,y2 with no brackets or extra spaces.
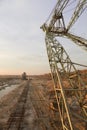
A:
5,80,29,130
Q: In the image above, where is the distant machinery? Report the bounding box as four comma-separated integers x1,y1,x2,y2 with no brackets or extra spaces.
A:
41,0,87,130
21,72,27,80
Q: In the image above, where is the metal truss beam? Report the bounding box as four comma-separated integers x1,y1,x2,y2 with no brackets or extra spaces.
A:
41,0,87,51
45,34,87,130
49,0,69,29
65,32,87,50
67,0,87,31
41,0,69,33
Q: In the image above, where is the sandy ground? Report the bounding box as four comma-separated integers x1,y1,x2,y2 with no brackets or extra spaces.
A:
22,78,55,130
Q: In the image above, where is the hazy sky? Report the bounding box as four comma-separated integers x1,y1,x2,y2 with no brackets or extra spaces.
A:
0,0,87,75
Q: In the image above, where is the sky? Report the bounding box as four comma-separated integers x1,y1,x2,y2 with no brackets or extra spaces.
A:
0,0,87,75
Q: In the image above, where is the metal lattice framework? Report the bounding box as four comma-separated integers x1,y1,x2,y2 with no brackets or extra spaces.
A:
41,0,87,130
45,34,87,129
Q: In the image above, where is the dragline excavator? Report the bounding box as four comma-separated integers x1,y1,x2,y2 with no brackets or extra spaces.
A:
41,0,87,130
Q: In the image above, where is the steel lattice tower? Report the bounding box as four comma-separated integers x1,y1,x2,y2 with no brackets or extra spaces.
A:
41,0,87,130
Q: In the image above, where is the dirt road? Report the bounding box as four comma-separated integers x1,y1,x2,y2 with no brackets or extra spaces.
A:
0,77,59,130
